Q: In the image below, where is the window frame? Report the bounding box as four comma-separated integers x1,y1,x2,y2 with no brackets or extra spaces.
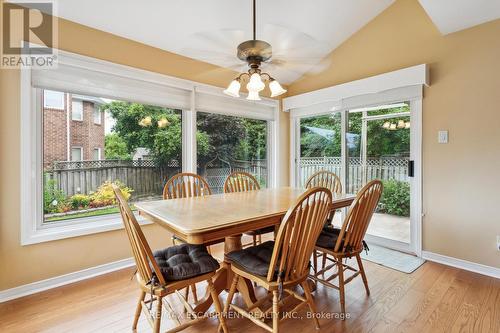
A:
43,90,65,110
20,50,279,245
93,147,101,160
93,105,101,125
71,99,83,121
71,146,83,161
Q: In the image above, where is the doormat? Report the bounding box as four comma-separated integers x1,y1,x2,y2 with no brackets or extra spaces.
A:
360,244,425,274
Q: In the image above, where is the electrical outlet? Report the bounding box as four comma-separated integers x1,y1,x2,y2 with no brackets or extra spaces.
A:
438,130,448,144
497,236,500,252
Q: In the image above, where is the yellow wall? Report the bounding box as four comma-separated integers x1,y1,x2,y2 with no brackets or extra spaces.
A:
288,0,500,268
0,15,289,290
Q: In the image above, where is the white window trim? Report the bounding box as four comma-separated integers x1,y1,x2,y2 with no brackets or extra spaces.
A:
71,146,83,161
20,49,279,245
43,90,65,110
71,99,83,121
285,65,427,257
93,106,102,125
93,147,101,160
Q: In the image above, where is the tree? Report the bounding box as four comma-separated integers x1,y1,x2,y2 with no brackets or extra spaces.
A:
299,105,410,158
196,112,246,167
104,133,131,160
102,101,189,164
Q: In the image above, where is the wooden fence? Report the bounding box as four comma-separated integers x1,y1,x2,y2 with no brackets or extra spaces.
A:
299,156,409,193
45,158,268,198
45,160,181,198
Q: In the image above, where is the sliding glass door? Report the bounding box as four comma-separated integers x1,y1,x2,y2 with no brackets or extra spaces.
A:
347,104,411,247
298,112,342,187
294,101,419,253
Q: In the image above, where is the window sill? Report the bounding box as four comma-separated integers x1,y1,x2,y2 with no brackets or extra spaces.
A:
21,212,152,246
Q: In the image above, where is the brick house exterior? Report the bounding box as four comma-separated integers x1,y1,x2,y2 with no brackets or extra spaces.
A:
43,90,105,169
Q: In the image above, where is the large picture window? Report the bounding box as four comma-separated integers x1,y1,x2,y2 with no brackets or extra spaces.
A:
41,88,182,224
196,112,268,193
21,50,278,245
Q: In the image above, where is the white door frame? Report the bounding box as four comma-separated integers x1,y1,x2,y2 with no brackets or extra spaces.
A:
289,100,422,256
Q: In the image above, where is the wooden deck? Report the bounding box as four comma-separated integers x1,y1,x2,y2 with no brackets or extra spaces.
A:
0,242,498,333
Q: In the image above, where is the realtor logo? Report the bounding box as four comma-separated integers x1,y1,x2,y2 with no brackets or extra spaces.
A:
1,1,58,68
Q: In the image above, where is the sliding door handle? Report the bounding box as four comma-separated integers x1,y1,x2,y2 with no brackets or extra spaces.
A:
408,160,414,177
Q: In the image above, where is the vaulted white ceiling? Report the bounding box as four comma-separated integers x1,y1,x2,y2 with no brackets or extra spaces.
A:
48,0,395,84
418,0,500,35
24,0,500,84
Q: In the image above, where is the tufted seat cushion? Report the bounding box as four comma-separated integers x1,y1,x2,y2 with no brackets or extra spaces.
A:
316,227,343,249
226,241,275,277
153,243,220,281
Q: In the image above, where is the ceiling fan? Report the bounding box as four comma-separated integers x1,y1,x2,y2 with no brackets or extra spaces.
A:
182,0,330,100
222,0,287,100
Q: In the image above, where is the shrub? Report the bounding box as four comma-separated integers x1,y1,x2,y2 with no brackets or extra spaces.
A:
69,194,91,210
43,178,67,213
90,180,133,207
378,179,410,217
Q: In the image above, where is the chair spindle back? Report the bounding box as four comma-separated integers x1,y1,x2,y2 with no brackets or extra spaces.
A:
335,180,383,253
267,187,333,283
163,173,212,199
305,170,342,194
113,184,166,286
223,171,260,193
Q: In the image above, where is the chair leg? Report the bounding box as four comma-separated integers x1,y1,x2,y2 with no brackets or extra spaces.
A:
313,250,318,276
258,234,262,245
272,290,279,333
301,281,320,330
356,254,370,295
208,279,228,333
133,291,145,330
321,253,327,271
153,296,162,333
223,275,239,315
252,234,257,247
183,287,190,313
337,261,346,318
191,284,198,303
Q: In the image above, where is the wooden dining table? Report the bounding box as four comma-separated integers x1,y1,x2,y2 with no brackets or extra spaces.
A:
135,187,355,314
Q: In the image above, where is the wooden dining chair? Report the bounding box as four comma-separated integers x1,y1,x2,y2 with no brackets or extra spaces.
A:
163,172,217,303
163,172,212,199
305,170,342,275
112,184,228,333
311,180,383,318
223,171,274,247
223,187,333,332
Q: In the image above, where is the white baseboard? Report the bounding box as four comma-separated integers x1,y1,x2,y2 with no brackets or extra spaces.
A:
422,251,500,279
0,257,135,303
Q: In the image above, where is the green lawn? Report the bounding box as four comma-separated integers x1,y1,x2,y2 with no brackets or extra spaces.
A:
44,205,136,222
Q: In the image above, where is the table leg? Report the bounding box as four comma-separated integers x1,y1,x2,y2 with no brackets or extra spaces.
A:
193,234,258,314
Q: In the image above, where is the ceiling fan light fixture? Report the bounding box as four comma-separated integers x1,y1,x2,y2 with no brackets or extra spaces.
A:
223,79,241,97
246,73,265,92
246,90,261,101
269,79,287,97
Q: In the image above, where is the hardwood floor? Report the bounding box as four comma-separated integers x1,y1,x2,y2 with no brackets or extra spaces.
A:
0,245,498,333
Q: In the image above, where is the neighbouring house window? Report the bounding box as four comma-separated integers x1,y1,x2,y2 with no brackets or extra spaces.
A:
42,88,182,225
93,148,101,160
71,147,83,161
72,100,83,121
43,90,65,109
196,112,268,194
93,106,101,124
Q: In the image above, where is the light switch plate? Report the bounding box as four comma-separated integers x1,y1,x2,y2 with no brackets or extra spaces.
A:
438,130,448,144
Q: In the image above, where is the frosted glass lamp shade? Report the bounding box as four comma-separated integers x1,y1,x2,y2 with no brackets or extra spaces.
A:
223,80,241,97
246,91,261,101
269,79,287,97
246,73,265,92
